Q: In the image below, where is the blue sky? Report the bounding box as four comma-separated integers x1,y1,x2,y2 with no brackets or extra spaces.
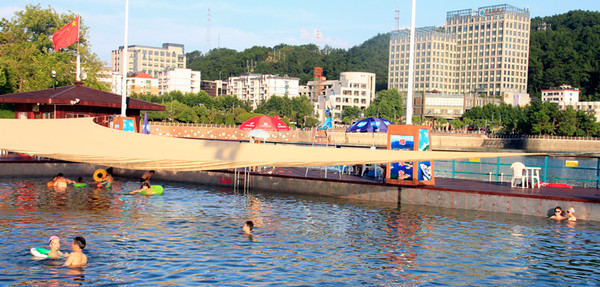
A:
2,1,598,65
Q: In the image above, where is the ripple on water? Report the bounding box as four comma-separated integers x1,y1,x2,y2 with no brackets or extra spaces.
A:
0,177,599,285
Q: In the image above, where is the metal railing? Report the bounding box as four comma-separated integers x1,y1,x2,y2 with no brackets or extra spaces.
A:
434,154,600,188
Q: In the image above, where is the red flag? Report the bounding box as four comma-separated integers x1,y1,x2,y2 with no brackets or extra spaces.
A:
52,16,79,50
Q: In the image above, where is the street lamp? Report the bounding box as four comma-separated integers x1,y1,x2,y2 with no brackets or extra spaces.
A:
51,70,56,90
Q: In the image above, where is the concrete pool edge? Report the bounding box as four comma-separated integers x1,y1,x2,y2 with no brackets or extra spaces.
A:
1,161,599,221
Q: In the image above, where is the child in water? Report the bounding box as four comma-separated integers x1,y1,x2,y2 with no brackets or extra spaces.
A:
47,235,68,259
130,180,154,195
64,236,87,267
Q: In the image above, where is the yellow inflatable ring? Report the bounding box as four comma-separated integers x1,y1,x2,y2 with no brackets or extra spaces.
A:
93,169,107,182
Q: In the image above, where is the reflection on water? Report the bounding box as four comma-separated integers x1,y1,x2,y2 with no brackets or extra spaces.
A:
0,177,599,286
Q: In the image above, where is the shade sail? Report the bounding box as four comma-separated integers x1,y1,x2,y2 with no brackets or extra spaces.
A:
0,118,535,171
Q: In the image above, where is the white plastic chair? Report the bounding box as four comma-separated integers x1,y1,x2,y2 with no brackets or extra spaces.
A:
510,162,528,188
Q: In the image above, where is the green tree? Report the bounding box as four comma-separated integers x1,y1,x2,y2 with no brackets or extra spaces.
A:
341,106,361,124
364,89,403,122
0,4,106,94
557,106,578,136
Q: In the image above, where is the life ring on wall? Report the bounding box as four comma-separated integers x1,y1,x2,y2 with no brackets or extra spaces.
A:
93,169,107,182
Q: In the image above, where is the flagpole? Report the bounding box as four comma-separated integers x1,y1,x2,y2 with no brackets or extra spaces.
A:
76,15,81,81
406,0,416,125
121,0,129,116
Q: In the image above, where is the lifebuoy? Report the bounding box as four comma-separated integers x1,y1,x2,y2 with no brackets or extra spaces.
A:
93,169,107,182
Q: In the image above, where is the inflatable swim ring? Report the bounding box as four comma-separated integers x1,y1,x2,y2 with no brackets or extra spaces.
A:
93,169,107,182
30,247,50,259
141,185,163,195
73,183,87,187
47,181,55,187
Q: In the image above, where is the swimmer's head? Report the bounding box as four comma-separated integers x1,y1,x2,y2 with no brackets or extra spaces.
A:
57,173,64,177
244,221,254,231
48,235,60,245
568,207,575,214
73,236,86,250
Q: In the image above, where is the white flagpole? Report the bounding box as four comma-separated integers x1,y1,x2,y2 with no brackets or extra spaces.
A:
406,0,416,125
121,0,129,116
76,15,81,81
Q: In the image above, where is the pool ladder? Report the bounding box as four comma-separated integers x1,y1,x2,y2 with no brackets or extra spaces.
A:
233,167,251,193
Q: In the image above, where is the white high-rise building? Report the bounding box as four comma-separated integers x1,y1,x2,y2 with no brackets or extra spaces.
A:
157,68,201,95
227,74,300,109
389,4,531,107
112,43,186,79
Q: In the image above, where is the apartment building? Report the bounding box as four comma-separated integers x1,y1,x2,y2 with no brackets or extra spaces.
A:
306,72,376,121
389,4,531,107
541,85,600,121
542,85,580,103
201,80,228,97
128,72,159,96
111,43,186,79
228,74,300,109
157,68,201,95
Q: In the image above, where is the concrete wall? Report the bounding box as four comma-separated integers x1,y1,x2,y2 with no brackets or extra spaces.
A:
1,161,599,221
149,123,600,152
400,187,600,221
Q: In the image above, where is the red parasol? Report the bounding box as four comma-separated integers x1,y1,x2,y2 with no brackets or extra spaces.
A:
239,115,290,132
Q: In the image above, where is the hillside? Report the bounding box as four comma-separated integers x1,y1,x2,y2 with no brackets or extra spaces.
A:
187,10,600,96
529,10,600,100
187,34,390,91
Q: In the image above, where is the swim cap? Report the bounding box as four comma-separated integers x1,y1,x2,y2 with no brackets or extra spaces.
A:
568,207,575,213
48,236,60,244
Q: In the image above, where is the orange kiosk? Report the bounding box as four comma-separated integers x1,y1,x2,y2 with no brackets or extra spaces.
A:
112,116,138,133
385,125,434,186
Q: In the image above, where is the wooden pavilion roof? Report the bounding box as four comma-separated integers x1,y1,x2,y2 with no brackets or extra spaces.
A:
0,82,165,111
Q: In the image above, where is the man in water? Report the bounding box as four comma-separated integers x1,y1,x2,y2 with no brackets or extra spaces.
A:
141,170,155,187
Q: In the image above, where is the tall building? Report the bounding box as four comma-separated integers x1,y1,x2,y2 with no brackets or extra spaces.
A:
157,68,201,95
389,4,531,107
388,27,457,93
227,74,300,109
446,4,530,102
111,43,186,79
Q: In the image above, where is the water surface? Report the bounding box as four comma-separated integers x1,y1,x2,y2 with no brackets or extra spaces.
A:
0,177,599,286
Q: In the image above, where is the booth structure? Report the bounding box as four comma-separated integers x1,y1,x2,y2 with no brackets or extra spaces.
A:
112,116,138,133
385,125,435,186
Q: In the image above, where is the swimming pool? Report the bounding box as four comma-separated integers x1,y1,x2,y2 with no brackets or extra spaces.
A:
1,177,599,286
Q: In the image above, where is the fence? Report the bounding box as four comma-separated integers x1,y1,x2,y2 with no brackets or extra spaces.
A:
434,154,600,188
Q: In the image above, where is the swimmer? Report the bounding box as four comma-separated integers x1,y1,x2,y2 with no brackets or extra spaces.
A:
76,177,84,183
140,170,155,187
53,173,74,188
47,175,58,187
243,221,254,235
64,236,87,267
130,181,155,195
550,206,567,220
97,168,114,187
47,236,68,259
567,207,577,222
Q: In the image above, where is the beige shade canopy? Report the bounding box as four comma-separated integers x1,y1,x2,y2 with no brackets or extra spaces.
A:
0,118,535,171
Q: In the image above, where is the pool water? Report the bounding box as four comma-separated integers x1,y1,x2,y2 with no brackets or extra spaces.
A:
0,177,599,286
